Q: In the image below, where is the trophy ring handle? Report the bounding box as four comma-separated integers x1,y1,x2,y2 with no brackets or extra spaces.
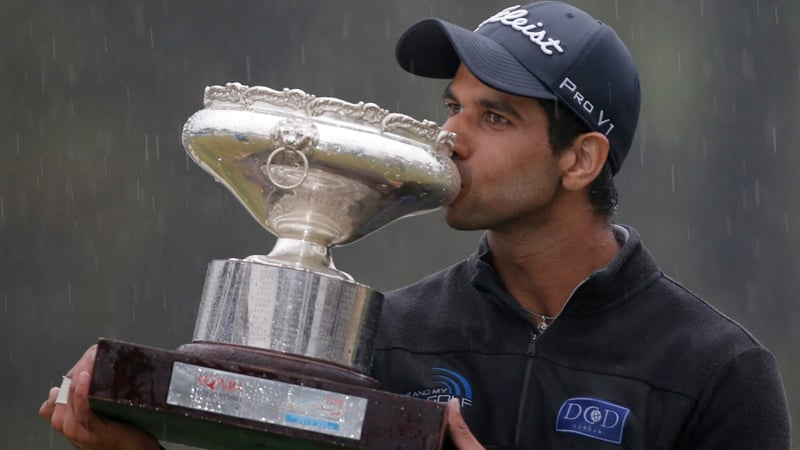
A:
264,118,318,190
264,147,309,190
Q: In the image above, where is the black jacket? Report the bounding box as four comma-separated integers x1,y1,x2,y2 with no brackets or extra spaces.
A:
372,226,790,449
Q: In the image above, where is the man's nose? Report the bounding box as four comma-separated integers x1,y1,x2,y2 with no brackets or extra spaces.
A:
442,116,469,160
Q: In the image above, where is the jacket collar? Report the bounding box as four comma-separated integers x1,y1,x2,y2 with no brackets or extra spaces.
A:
469,225,662,317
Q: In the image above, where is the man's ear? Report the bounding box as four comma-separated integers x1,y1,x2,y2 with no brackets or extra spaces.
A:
559,132,610,191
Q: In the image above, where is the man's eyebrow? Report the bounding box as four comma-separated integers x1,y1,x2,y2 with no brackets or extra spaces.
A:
442,83,524,122
442,83,455,101
479,97,524,122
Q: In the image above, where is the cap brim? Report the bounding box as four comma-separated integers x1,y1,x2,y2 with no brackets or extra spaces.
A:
395,18,556,100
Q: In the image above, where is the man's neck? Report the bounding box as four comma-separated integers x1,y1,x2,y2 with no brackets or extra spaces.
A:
486,213,620,318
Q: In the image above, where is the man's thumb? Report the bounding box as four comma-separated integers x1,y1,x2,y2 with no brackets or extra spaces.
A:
446,398,484,449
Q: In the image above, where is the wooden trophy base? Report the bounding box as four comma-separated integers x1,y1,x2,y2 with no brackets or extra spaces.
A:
89,339,446,450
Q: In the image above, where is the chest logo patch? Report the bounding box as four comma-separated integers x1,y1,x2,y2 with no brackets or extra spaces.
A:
556,397,630,445
403,367,473,407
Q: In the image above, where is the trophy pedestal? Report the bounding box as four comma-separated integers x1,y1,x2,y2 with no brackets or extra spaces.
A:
90,338,446,450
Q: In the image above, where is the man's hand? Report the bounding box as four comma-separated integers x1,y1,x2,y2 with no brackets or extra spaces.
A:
447,398,485,450
38,344,161,450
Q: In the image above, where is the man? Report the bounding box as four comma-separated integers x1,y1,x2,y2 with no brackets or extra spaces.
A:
41,2,790,449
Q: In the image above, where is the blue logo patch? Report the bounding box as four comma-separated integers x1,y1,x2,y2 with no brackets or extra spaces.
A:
404,368,473,407
432,368,473,399
556,397,630,445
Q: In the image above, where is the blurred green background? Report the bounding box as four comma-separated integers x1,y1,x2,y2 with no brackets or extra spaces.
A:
1,1,797,448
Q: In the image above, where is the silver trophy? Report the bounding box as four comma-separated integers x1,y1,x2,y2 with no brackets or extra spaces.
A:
88,83,459,450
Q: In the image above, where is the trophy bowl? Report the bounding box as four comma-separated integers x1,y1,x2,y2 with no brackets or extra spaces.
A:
182,82,460,278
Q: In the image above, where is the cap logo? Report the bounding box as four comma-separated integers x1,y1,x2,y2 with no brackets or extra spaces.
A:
558,77,615,136
474,5,564,56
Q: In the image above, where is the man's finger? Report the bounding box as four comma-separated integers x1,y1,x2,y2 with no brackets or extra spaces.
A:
446,398,484,450
66,344,98,379
71,371,93,428
39,386,59,421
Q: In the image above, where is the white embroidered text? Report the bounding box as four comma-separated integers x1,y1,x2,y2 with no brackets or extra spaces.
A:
475,5,564,55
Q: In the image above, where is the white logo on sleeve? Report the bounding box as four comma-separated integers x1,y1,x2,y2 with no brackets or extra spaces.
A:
475,5,564,55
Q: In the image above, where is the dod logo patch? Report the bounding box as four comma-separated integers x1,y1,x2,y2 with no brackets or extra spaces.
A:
556,397,630,445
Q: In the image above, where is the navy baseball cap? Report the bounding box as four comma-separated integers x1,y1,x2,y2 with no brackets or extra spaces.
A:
396,1,640,175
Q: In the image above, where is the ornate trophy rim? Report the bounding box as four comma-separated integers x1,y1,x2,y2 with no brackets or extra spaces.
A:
202,82,456,150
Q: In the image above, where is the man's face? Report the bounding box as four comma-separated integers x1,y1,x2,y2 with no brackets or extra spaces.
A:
442,64,566,232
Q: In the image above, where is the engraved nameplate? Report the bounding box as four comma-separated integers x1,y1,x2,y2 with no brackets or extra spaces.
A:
166,362,368,440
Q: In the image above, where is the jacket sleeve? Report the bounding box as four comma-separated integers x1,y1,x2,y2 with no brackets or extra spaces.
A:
680,347,791,449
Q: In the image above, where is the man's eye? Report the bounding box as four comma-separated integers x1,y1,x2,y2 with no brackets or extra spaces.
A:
445,102,462,116
487,112,509,125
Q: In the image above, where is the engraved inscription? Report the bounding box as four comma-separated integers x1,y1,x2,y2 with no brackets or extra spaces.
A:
166,362,368,440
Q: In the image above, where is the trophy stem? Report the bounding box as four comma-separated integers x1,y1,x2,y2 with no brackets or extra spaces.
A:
245,237,353,281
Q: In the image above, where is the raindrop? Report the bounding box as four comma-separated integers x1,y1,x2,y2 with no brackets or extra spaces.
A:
66,178,75,203
670,165,675,192
785,211,790,234
754,179,760,209
145,134,150,162
772,126,777,153
40,58,47,94
246,55,252,83
342,13,351,39
638,126,646,167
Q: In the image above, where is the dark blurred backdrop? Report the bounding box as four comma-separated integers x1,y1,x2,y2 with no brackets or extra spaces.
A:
1,1,798,449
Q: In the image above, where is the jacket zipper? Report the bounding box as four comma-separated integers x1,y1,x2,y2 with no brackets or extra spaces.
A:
513,329,538,446
512,276,591,448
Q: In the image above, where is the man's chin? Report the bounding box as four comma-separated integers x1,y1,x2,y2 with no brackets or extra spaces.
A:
443,208,482,231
